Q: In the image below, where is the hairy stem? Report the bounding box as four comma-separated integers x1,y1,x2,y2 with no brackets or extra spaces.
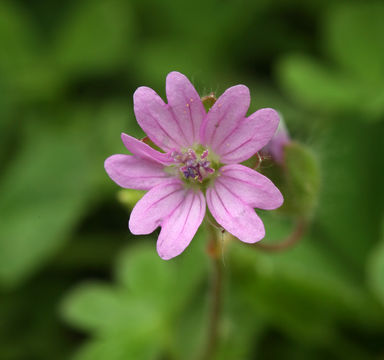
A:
200,223,223,360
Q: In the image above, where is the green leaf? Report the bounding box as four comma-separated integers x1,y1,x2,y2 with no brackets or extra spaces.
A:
115,232,208,311
0,2,62,103
229,229,384,349
0,123,94,287
67,102,137,192
63,238,208,360
214,286,265,360
61,280,164,352
171,294,207,360
325,3,384,84
61,283,125,333
115,244,175,298
0,1,38,82
316,119,382,268
0,100,145,288
277,54,361,112
73,338,160,360
277,4,384,120
63,282,163,335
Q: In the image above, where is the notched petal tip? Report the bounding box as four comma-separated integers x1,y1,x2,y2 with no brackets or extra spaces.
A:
219,164,284,210
202,84,251,147
206,184,266,244
165,71,205,146
127,179,185,236
155,190,205,261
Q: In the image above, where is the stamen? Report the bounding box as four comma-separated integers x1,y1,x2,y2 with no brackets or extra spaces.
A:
173,148,215,183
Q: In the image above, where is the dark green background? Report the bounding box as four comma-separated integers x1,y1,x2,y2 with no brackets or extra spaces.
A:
0,0,383,359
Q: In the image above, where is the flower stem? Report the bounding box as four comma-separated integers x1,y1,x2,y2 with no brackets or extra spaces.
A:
201,223,224,360
254,218,307,252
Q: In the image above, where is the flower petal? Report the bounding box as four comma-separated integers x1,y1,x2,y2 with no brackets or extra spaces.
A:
157,189,205,260
129,180,185,234
200,85,250,149
216,108,280,164
121,133,173,165
166,71,206,146
133,86,187,151
104,155,169,190
218,164,283,210
207,180,265,243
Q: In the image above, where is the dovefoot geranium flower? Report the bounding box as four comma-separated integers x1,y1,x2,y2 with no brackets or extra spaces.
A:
105,72,283,260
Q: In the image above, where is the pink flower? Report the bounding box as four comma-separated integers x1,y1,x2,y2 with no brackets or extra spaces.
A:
105,72,283,260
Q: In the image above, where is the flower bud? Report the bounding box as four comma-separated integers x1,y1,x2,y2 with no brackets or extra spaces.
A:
261,116,290,164
260,141,320,218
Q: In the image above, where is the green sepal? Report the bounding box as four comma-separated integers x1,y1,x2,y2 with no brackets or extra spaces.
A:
201,93,217,112
281,142,320,217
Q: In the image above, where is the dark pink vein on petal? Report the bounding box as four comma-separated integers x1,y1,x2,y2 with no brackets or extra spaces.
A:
176,192,196,240
178,88,196,142
118,174,168,179
219,172,264,189
145,111,183,148
214,118,244,150
206,111,227,145
157,191,192,250
220,137,254,157
186,95,195,141
168,104,189,146
216,178,250,207
146,187,184,212
212,186,232,219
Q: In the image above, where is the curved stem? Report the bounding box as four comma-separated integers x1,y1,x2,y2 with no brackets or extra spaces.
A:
200,223,223,360
254,218,307,252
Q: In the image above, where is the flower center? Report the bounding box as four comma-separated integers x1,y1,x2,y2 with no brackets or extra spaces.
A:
171,148,215,183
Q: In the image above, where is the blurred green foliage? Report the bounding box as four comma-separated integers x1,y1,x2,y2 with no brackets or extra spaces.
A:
262,142,320,218
0,0,383,359
61,236,208,360
278,3,384,120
